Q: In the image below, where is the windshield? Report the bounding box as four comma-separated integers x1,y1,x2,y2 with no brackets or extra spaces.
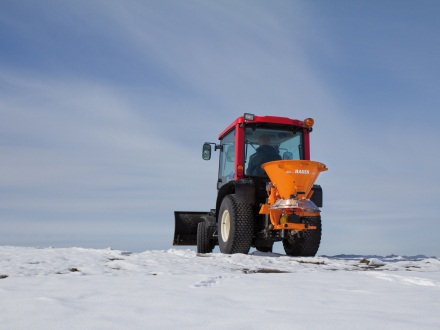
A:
245,126,303,177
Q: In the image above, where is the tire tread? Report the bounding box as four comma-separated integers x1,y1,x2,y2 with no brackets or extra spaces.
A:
283,216,322,257
218,194,254,254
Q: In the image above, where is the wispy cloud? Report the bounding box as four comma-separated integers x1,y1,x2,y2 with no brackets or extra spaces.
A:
1,1,439,255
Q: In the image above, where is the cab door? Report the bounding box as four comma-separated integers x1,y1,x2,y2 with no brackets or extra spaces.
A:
217,129,235,190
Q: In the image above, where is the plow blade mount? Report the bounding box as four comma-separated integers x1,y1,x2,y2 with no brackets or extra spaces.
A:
173,211,209,246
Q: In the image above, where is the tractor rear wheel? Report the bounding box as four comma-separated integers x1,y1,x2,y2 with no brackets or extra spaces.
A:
197,221,215,254
283,216,322,257
218,194,254,254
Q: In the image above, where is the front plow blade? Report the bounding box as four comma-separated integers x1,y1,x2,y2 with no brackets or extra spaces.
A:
173,211,209,246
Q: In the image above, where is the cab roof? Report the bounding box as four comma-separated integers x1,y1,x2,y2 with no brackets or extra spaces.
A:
218,114,304,140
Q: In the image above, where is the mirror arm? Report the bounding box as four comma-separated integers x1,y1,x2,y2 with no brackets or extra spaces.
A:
202,142,222,161
205,142,222,151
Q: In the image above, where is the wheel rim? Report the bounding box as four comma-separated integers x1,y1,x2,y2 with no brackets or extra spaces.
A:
220,209,230,242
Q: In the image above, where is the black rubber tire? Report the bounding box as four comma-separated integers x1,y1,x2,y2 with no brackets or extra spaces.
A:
197,221,215,254
283,216,322,257
218,194,254,254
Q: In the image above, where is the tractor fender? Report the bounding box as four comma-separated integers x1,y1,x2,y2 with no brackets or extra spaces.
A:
311,185,323,208
203,213,216,227
216,179,255,219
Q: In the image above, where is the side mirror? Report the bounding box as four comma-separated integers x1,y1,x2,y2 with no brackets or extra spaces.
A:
202,143,212,160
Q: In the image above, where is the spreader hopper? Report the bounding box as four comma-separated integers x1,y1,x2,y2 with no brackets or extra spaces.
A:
259,160,327,230
262,160,327,200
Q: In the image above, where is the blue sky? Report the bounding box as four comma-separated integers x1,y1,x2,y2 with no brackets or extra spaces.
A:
1,1,439,256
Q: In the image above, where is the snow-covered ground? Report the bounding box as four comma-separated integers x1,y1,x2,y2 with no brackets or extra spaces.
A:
1,246,439,329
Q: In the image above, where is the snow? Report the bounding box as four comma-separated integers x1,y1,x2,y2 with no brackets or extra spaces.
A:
1,247,439,329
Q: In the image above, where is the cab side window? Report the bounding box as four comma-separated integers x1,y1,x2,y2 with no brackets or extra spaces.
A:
218,130,235,187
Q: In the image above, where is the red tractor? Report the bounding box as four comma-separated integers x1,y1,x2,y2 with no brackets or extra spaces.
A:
173,113,327,256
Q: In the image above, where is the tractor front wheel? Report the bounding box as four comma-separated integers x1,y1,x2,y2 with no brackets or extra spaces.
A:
197,221,215,254
256,246,273,253
218,194,254,254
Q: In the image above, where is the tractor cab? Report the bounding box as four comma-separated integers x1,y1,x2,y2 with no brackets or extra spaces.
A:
203,113,313,187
